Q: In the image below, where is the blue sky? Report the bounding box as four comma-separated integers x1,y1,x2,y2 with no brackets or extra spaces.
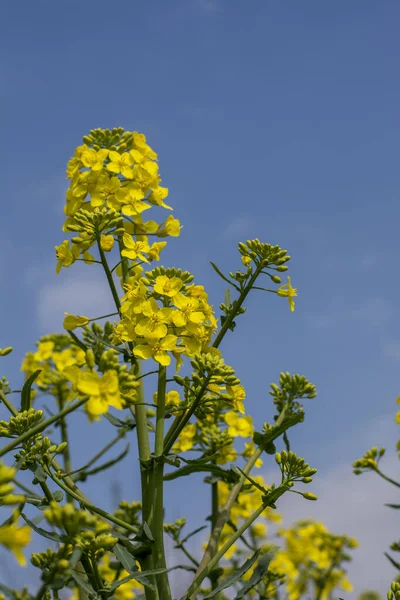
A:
1,0,400,596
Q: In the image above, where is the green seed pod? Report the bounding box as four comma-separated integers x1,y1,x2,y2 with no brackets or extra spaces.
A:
57,442,68,453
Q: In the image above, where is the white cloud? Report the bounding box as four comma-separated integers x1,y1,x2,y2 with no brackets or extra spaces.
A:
223,216,254,241
37,275,116,332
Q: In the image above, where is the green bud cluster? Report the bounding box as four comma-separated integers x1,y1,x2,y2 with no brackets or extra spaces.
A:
0,375,11,395
388,580,400,600
82,127,131,151
75,530,118,556
238,239,291,268
269,372,317,415
190,353,239,386
276,450,317,485
0,408,43,438
143,266,195,286
67,206,123,239
113,500,142,529
164,517,186,536
15,436,65,472
43,502,101,538
352,446,385,474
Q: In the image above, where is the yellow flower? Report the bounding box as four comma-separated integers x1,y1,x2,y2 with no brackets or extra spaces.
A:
277,276,297,312
216,442,237,465
172,293,205,327
107,151,134,179
65,368,122,422
173,423,196,453
132,131,158,160
135,298,173,339
100,234,115,252
224,412,253,438
55,240,80,274
63,313,90,331
81,148,109,171
226,384,246,414
147,186,172,210
251,522,266,538
121,233,150,263
153,275,183,297
52,348,86,372
133,335,178,366
34,341,55,361
91,173,128,209
0,522,31,565
156,215,181,238
148,241,167,262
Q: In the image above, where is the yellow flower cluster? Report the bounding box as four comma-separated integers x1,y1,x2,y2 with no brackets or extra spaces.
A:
268,520,358,600
0,462,31,565
114,275,218,367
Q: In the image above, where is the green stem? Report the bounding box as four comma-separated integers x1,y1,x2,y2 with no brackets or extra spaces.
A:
97,237,121,313
117,236,158,600
39,480,54,503
57,386,73,503
46,468,138,534
0,398,87,458
0,390,17,415
374,466,400,489
152,365,171,600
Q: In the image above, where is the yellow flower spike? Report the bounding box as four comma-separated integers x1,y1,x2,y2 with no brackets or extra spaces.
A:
0,522,31,566
224,412,253,438
107,151,134,179
100,234,115,252
153,275,183,297
63,313,90,331
276,276,297,312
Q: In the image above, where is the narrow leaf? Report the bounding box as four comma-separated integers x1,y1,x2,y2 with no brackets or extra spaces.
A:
234,547,278,599
21,369,42,412
70,572,97,598
384,503,400,509
384,552,400,570
114,543,137,572
21,512,64,543
202,550,260,599
210,262,240,291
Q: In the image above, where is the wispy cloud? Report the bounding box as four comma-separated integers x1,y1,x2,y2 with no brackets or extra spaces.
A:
37,275,115,332
223,216,254,241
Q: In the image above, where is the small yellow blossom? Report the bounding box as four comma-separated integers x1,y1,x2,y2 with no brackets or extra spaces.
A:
277,276,297,312
0,522,31,566
156,215,181,238
224,412,253,438
81,148,109,171
107,151,134,179
34,341,55,361
173,423,196,453
121,233,150,263
133,335,178,366
64,368,122,422
55,240,80,274
153,275,183,297
226,384,246,414
63,313,90,331
100,234,115,252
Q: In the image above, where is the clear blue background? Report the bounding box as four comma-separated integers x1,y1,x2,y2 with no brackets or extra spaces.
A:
1,0,400,596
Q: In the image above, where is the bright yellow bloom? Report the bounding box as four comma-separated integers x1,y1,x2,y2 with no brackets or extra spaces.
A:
153,276,183,297
172,293,205,327
100,234,115,252
81,148,108,171
226,384,246,414
148,241,167,261
135,298,173,339
224,412,253,438
156,215,181,238
121,280,148,317
250,522,266,538
52,347,86,372
173,423,196,453
154,390,181,413
132,131,158,160
121,233,150,263
34,341,55,361
55,240,80,274
107,151,134,179
65,368,122,422
90,173,129,209
0,522,31,566
277,276,297,312
147,186,172,210
63,313,90,331
216,442,237,465
133,335,178,366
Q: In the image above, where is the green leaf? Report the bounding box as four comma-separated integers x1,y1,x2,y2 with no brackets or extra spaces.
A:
21,369,42,412
21,513,64,543
70,572,97,598
384,551,400,570
104,412,136,429
233,547,278,599
210,262,240,291
53,490,64,502
201,551,260,599
69,547,83,568
114,542,137,572
384,503,400,509
164,464,240,483
33,466,47,483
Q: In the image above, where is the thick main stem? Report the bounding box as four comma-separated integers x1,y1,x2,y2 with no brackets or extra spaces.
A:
152,364,172,600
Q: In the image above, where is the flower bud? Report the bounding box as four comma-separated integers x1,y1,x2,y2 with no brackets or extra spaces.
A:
85,349,96,369
302,492,318,501
270,276,281,284
57,559,70,570
275,452,282,464
57,442,68,453
301,477,313,483
0,347,13,356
